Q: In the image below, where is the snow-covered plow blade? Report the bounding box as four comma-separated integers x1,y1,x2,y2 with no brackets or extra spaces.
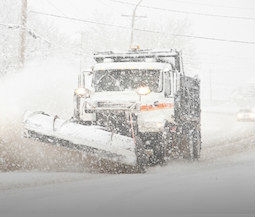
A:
23,111,137,167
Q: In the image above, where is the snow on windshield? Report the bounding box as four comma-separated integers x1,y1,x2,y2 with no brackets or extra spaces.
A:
94,69,161,92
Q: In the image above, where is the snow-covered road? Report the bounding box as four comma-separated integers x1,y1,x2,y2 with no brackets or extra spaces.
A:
0,112,254,217
0,155,253,217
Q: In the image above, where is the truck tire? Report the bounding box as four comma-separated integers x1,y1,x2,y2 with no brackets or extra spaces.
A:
143,133,165,166
179,124,201,160
193,126,201,159
181,127,194,160
163,122,182,160
135,136,147,172
154,139,165,165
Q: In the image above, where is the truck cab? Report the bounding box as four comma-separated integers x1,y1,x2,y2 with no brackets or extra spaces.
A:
74,49,183,134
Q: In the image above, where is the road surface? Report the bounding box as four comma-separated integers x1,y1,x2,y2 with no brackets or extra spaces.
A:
0,112,254,217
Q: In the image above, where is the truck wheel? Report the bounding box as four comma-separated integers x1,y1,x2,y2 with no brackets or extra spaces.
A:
180,124,201,160
135,136,147,172
144,133,165,166
179,125,194,160
153,134,165,165
193,127,201,159
163,123,180,160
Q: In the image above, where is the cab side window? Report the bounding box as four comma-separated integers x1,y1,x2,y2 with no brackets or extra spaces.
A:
172,71,175,94
164,71,171,97
165,71,179,97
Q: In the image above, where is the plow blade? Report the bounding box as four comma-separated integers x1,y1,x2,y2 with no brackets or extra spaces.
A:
23,111,137,167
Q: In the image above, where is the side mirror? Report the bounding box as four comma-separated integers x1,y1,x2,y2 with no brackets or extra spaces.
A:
79,70,93,91
163,70,172,98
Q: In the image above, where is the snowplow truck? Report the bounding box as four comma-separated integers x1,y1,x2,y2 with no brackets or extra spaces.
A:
23,49,201,172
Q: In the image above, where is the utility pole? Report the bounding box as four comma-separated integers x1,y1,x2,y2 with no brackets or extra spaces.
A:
79,32,84,73
122,0,145,49
19,0,27,67
130,0,142,48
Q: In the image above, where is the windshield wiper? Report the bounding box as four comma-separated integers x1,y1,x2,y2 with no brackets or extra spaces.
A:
96,72,119,85
96,72,108,85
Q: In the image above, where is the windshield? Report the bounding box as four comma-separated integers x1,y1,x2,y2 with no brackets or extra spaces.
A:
93,69,161,92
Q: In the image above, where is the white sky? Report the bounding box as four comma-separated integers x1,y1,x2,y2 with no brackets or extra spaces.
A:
27,0,254,100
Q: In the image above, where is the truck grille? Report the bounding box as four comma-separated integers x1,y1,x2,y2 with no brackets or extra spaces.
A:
96,111,137,137
97,102,137,110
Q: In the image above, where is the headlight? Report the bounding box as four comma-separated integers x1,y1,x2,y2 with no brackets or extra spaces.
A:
74,88,89,97
136,86,151,95
249,113,255,119
237,114,243,119
156,122,164,129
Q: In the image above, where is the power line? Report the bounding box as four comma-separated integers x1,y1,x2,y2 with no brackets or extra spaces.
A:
0,23,51,44
0,22,85,57
108,0,255,21
165,0,253,11
0,23,20,29
45,0,68,16
136,28,254,44
29,10,254,45
30,10,128,29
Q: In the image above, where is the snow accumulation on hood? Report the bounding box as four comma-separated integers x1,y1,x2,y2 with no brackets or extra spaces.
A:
89,91,170,105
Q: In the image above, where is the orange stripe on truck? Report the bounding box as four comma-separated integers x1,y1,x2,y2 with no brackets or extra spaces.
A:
140,103,174,111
